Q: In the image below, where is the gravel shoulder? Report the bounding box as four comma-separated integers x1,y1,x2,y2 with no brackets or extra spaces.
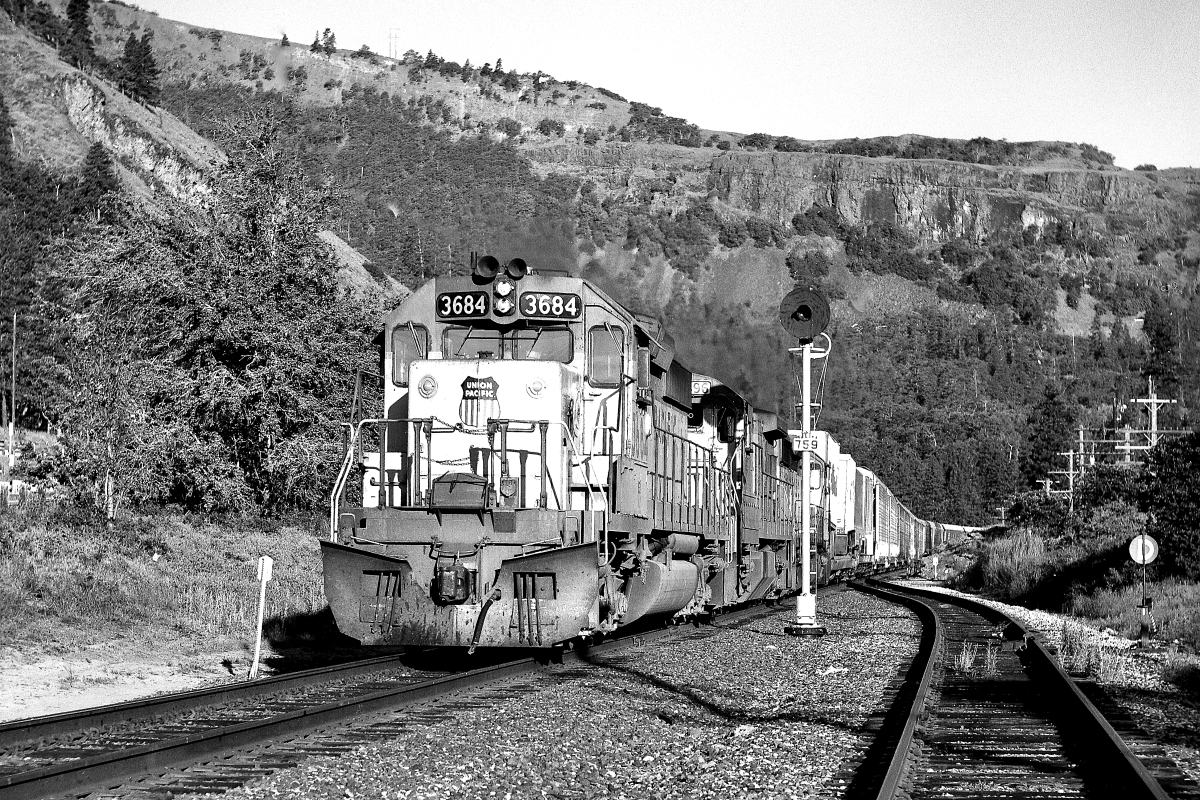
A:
206,589,920,800
893,579,1200,788
0,638,248,722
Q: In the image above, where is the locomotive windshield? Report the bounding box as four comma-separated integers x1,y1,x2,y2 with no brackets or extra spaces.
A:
442,325,573,362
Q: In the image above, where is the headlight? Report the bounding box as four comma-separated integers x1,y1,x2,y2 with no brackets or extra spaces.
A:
418,375,438,399
494,279,515,298
495,297,515,315
526,378,546,398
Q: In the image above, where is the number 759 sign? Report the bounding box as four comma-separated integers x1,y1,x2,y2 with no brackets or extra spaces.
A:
791,432,819,452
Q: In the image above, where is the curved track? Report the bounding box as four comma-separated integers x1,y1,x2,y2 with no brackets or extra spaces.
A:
0,596,798,800
852,579,1179,800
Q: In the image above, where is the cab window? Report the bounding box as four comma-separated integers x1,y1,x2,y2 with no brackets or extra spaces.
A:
588,326,624,387
391,323,428,385
444,328,504,360
510,327,573,362
442,327,573,361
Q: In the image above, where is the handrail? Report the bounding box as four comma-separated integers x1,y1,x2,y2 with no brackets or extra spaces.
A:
327,416,569,540
328,422,360,541
563,427,610,562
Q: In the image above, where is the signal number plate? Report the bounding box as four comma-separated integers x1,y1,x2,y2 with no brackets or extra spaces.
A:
437,292,489,319
520,292,581,319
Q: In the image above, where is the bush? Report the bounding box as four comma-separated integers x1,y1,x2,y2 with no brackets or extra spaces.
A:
535,118,565,137
718,219,749,248
966,531,1049,599
1134,164,1158,171
739,132,774,150
496,117,521,137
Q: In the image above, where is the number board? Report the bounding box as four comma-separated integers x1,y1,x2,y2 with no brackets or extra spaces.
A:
792,432,820,452
436,292,490,319
520,292,581,320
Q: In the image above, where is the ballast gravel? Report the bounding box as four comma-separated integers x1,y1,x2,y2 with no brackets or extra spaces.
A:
212,589,919,800
893,579,1200,789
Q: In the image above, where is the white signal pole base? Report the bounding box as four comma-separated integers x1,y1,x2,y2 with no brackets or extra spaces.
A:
785,593,827,637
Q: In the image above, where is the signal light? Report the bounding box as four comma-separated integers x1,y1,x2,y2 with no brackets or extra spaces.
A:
778,286,831,343
494,297,515,315
474,255,500,281
494,279,515,298
505,258,529,280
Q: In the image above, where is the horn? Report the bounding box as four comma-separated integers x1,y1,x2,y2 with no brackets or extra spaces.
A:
474,255,500,281
505,258,529,280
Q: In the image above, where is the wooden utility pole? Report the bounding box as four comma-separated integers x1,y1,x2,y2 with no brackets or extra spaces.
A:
1134,376,1176,446
8,312,14,470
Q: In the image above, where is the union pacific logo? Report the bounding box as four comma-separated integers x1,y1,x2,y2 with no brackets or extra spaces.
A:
459,376,500,427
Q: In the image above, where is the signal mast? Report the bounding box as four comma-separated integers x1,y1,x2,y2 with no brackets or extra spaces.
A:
779,286,831,637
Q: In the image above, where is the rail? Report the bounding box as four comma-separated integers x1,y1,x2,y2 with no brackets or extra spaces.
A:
857,579,1173,800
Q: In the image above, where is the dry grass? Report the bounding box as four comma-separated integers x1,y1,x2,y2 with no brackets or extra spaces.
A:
983,643,1000,676
972,531,1048,599
0,510,326,655
1071,578,1200,650
953,641,980,673
1057,618,1129,681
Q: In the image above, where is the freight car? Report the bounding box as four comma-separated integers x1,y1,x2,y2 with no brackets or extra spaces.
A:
322,256,959,649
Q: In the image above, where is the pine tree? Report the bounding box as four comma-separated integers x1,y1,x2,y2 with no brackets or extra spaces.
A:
321,28,335,56
460,58,472,82
1019,384,1075,489
117,30,159,104
280,33,289,47
310,32,321,53
64,0,94,66
75,142,119,218
119,32,140,95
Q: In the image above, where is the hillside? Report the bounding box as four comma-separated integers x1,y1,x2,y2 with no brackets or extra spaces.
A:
2,0,1198,525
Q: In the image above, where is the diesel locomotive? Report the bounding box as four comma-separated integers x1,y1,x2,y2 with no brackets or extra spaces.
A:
321,255,965,650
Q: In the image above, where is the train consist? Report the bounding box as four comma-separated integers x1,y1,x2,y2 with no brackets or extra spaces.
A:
322,256,968,649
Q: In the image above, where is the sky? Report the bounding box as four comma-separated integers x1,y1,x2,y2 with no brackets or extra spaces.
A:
135,0,1199,168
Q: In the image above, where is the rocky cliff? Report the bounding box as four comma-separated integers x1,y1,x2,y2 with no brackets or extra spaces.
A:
706,152,1189,243
0,14,219,203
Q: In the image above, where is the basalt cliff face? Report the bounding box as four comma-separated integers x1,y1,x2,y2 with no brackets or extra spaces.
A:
707,152,1183,243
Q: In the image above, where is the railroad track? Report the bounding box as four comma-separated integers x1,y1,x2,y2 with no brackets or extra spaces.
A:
0,594,803,800
852,579,1191,800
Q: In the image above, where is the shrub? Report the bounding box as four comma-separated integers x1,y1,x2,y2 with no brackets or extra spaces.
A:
586,101,607,110
535,118,565,137
787,250,831,282
791,206,844,238
718,219,749,248
595,87,625,102
971,531,1049,599
1133,164,1157,171
739,132,774,150
496,117,521,137
716,140,731,151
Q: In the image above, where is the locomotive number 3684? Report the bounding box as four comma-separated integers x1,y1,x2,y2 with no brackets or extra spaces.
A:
520,292,581,319
437,292,489,318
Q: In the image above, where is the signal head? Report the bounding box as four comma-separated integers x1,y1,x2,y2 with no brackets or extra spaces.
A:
779,286,831,343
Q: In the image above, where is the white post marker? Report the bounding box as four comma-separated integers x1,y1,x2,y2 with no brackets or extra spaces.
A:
249,555,274,679
1129,534,1159,648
